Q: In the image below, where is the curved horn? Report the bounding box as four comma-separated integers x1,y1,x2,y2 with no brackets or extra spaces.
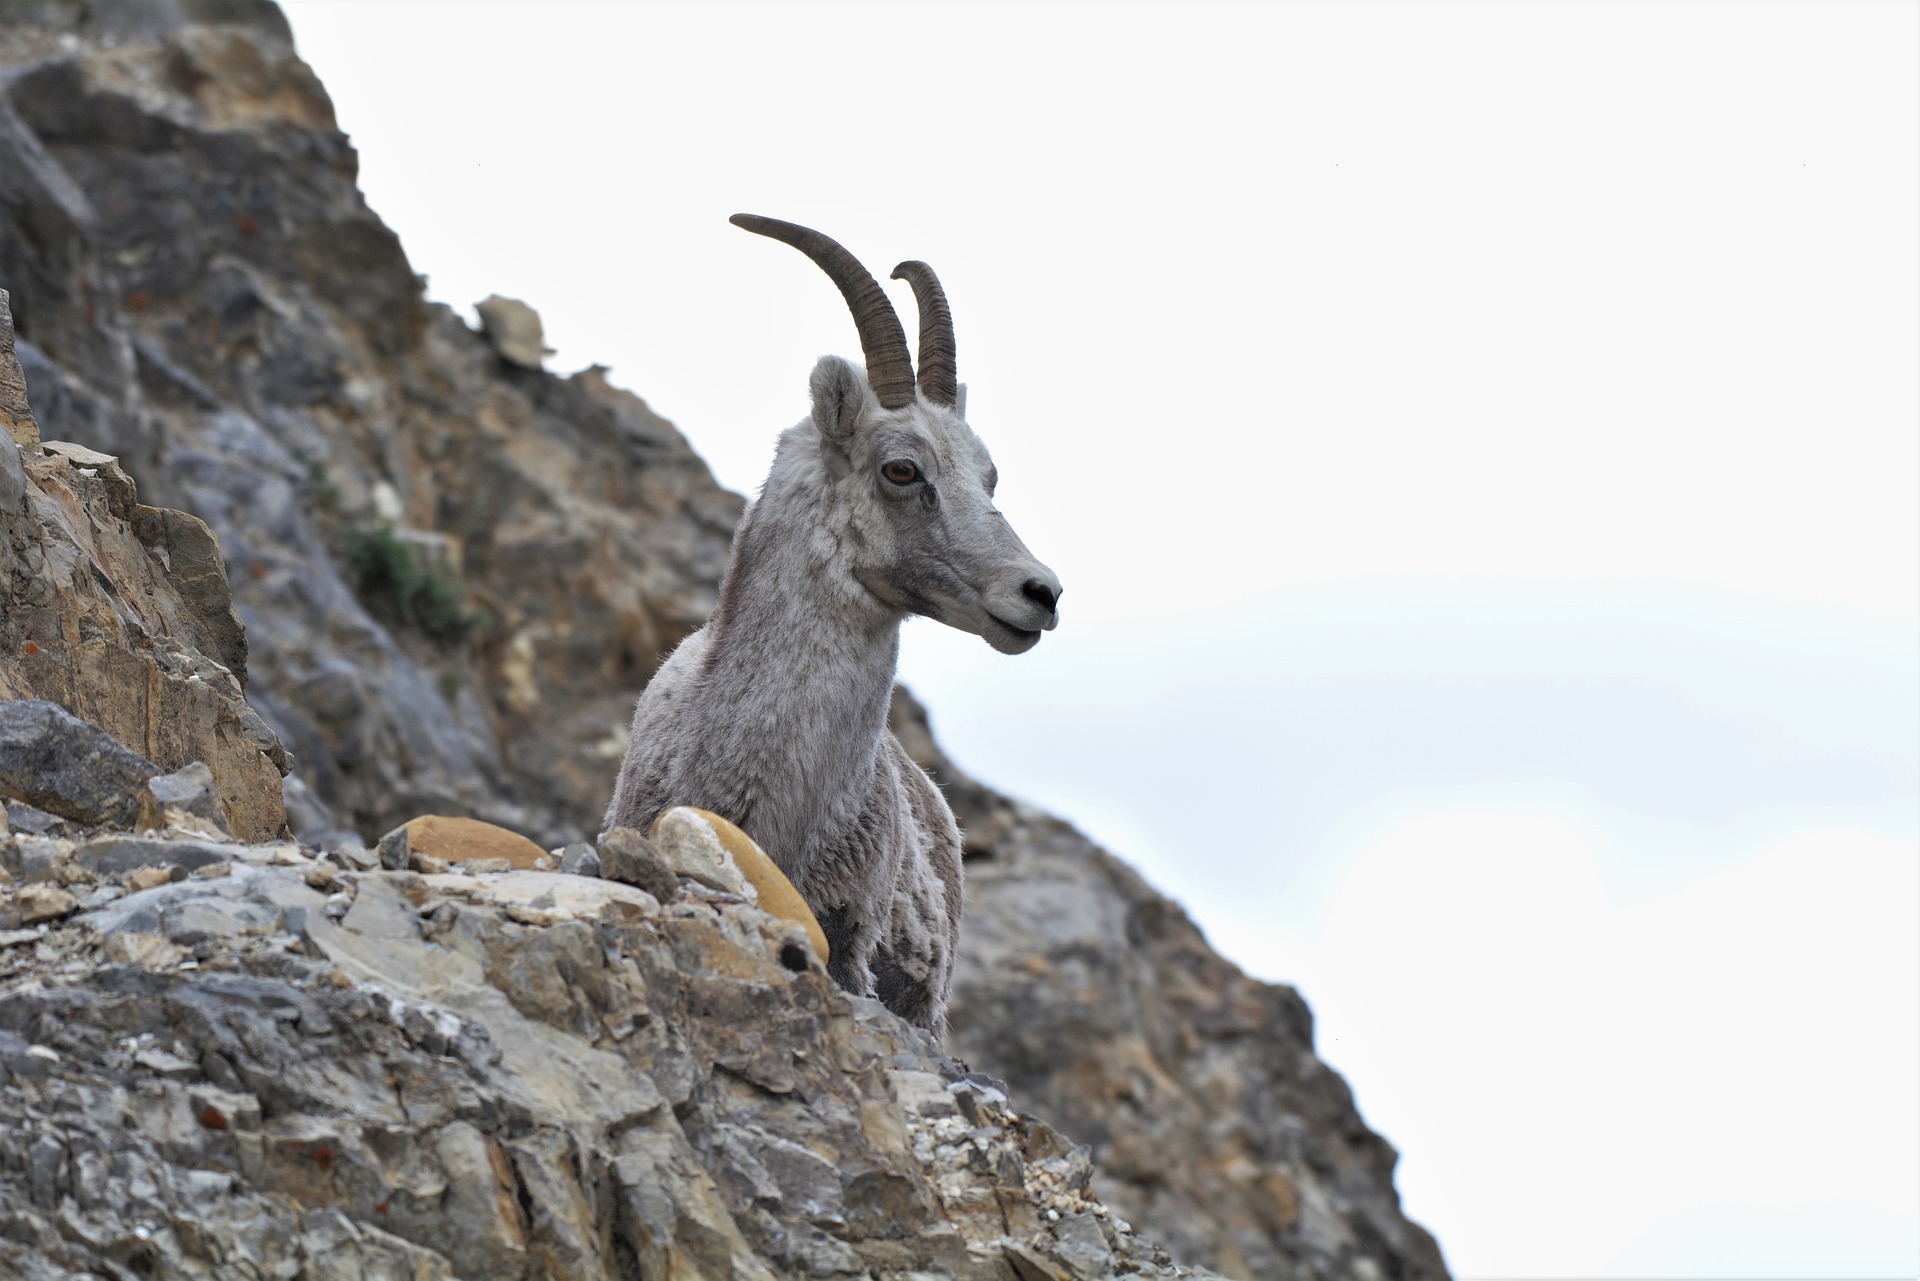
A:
889,260,957,408
730,214,916,409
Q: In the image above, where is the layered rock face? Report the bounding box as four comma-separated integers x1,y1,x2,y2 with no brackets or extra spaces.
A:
0,3,1448,1277
0,290,288,841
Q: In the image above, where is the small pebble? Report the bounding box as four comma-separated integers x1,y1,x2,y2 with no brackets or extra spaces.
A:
17,884,78,924
558,843,600,878
324,844,377,872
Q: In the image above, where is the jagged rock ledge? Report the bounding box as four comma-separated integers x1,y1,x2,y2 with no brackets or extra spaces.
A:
1,790,1220,1280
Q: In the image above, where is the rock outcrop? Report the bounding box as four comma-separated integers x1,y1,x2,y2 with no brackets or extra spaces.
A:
0,291,288,842
0,3,1449,1277
0,734,1214,1280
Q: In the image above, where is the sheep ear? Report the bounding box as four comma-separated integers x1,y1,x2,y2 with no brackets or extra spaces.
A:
809,355,871,454
954,383,967,419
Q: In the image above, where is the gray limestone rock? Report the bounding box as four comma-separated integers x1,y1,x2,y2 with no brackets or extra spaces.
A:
72,836,234,878
144,759,228,831
3,802,62,836
375,821,413,870
650,807,752,897
596,825,679,902
3,835,69,883
0,843,1218,1280
557,842,600,877
0,699,158,828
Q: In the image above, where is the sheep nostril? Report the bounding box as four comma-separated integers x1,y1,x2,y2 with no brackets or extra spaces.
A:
1020,579,1059,614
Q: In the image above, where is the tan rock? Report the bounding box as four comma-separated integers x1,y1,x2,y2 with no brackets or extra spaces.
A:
474,295,552,369
161,809,230,841
0,440,288,840
102,931,187,968
666,807,829,965
17,883,77,924
401,814,547,870
127,866,179,890
649,807,753,898
243,842,308,866
40,446,142,572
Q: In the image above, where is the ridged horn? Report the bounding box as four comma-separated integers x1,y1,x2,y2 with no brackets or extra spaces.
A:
730,214,916,409
889,260,957,408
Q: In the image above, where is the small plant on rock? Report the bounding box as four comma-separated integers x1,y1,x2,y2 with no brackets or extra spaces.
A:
341,521,486,644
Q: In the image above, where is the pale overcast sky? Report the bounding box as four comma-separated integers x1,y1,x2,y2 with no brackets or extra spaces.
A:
284,3,1919,1275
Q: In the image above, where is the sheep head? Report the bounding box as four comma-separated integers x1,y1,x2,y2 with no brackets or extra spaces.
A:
733,215,1062,654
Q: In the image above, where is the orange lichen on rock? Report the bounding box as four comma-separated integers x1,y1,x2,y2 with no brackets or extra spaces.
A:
662,806,830,964
402,814,547,869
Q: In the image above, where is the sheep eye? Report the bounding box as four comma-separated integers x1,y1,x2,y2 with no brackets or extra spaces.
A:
882,460,921,486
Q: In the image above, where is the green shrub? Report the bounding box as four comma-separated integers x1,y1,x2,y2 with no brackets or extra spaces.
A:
305,460,342,512
341,522,486,644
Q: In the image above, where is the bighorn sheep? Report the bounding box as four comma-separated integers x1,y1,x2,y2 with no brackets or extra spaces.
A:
606,216,1061,1032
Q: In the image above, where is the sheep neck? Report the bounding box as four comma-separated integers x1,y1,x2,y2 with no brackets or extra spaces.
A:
694,461,903,877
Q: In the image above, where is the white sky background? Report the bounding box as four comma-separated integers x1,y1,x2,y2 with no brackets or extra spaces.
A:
282,3,1918,1275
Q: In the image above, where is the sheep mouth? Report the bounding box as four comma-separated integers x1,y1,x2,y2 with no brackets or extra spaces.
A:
983,614,1044,654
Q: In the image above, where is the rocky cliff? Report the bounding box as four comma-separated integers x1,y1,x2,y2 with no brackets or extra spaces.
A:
2,760,1196,1279
0,2,1447,1276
